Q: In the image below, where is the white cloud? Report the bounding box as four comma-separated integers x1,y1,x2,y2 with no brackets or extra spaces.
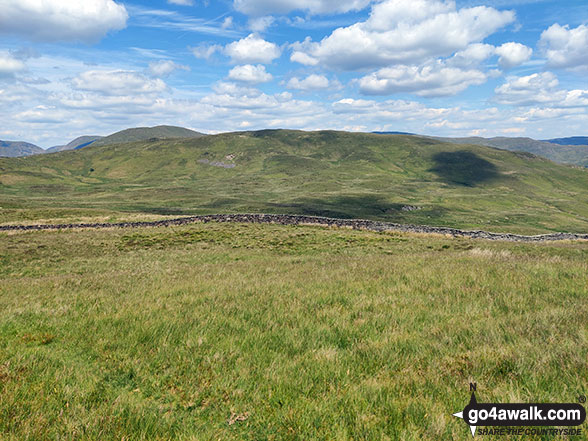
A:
359,63,487,97
248,16,275,32
539,24,588,70
0,0,128,43
15,106,70,124
233,0,371,16
494,72,560,106
522,107,584,121
290,50,319,66
228,64,273,83
290,0,515,70
202,82,300,112
9,47,41,61
130,6,238,38
0,52,26,78
71,70,167,96
448,43,495,68
286,74,330,90
495,42,532,69
225,34,281,64
494,71,588,108
191,43,223,60
168,0,193,5
221,17,234,29
147,60,189,78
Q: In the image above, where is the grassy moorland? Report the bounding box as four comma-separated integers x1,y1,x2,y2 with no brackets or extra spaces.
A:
1,222,587,440
1,130,588,234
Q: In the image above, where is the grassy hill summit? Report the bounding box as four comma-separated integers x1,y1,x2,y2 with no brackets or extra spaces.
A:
0,140,44,157
90,125,204,147
1,129,587,234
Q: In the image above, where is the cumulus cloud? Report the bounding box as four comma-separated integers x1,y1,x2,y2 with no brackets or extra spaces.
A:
221,17,234,29
15,106,70,124
290,50,320,66
494,71,588,108
191,43,223,60
0,52,26,78
331,98,451,126
0,0,128,43
494,72,560,106
147,60,189,78
71,70,167,96
233,0,371,16
290,0,515,70
286,74,330,90
228,64,273,83
539,24,588,70
359,63,488,97
203,82,295,110
225,34,281,64
495,42,532,69
248,16,275,32
447,43,495,68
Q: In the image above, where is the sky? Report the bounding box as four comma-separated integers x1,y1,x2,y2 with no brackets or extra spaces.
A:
0,0,587,147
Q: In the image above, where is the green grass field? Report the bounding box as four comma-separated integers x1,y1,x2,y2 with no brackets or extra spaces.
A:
2,130,588,234
1,222,587,440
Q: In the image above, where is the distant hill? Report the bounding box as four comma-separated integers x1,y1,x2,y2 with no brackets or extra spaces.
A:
91,125,204,147
0,140,44,157
43,126,205,155
430,136,588,167
1,130,588,234
372,131,415,135
45,136,104,154
544,136,588,146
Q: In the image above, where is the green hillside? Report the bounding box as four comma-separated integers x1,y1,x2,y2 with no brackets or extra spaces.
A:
45,135,103,153
91,125,204,147
1,130,588,234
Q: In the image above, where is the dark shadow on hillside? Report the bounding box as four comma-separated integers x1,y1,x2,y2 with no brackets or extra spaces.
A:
268,194,446,222
429,151,498,186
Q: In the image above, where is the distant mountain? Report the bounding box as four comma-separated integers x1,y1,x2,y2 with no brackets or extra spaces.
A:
544,136,588,146
430,136,588,167
372,131,415,135
91,125,204,147
45,136,104,154
43,126,205,154
0,140,44,157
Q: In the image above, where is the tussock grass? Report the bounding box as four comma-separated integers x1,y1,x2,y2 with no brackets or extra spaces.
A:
1,223,587,440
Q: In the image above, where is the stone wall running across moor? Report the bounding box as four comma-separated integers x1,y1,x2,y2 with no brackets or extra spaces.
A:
1,214,587,242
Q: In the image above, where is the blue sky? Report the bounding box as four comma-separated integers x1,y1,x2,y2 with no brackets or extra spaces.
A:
0,0,587,147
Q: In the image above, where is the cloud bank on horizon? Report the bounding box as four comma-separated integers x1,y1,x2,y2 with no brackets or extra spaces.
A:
0,0,587,147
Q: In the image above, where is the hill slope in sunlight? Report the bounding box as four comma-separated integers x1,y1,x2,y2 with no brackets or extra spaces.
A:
1,130,587,234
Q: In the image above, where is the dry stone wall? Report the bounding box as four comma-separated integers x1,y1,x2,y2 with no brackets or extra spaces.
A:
1,213,587,242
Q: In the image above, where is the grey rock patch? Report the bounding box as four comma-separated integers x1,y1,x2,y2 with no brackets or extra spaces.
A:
198,159,235,169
